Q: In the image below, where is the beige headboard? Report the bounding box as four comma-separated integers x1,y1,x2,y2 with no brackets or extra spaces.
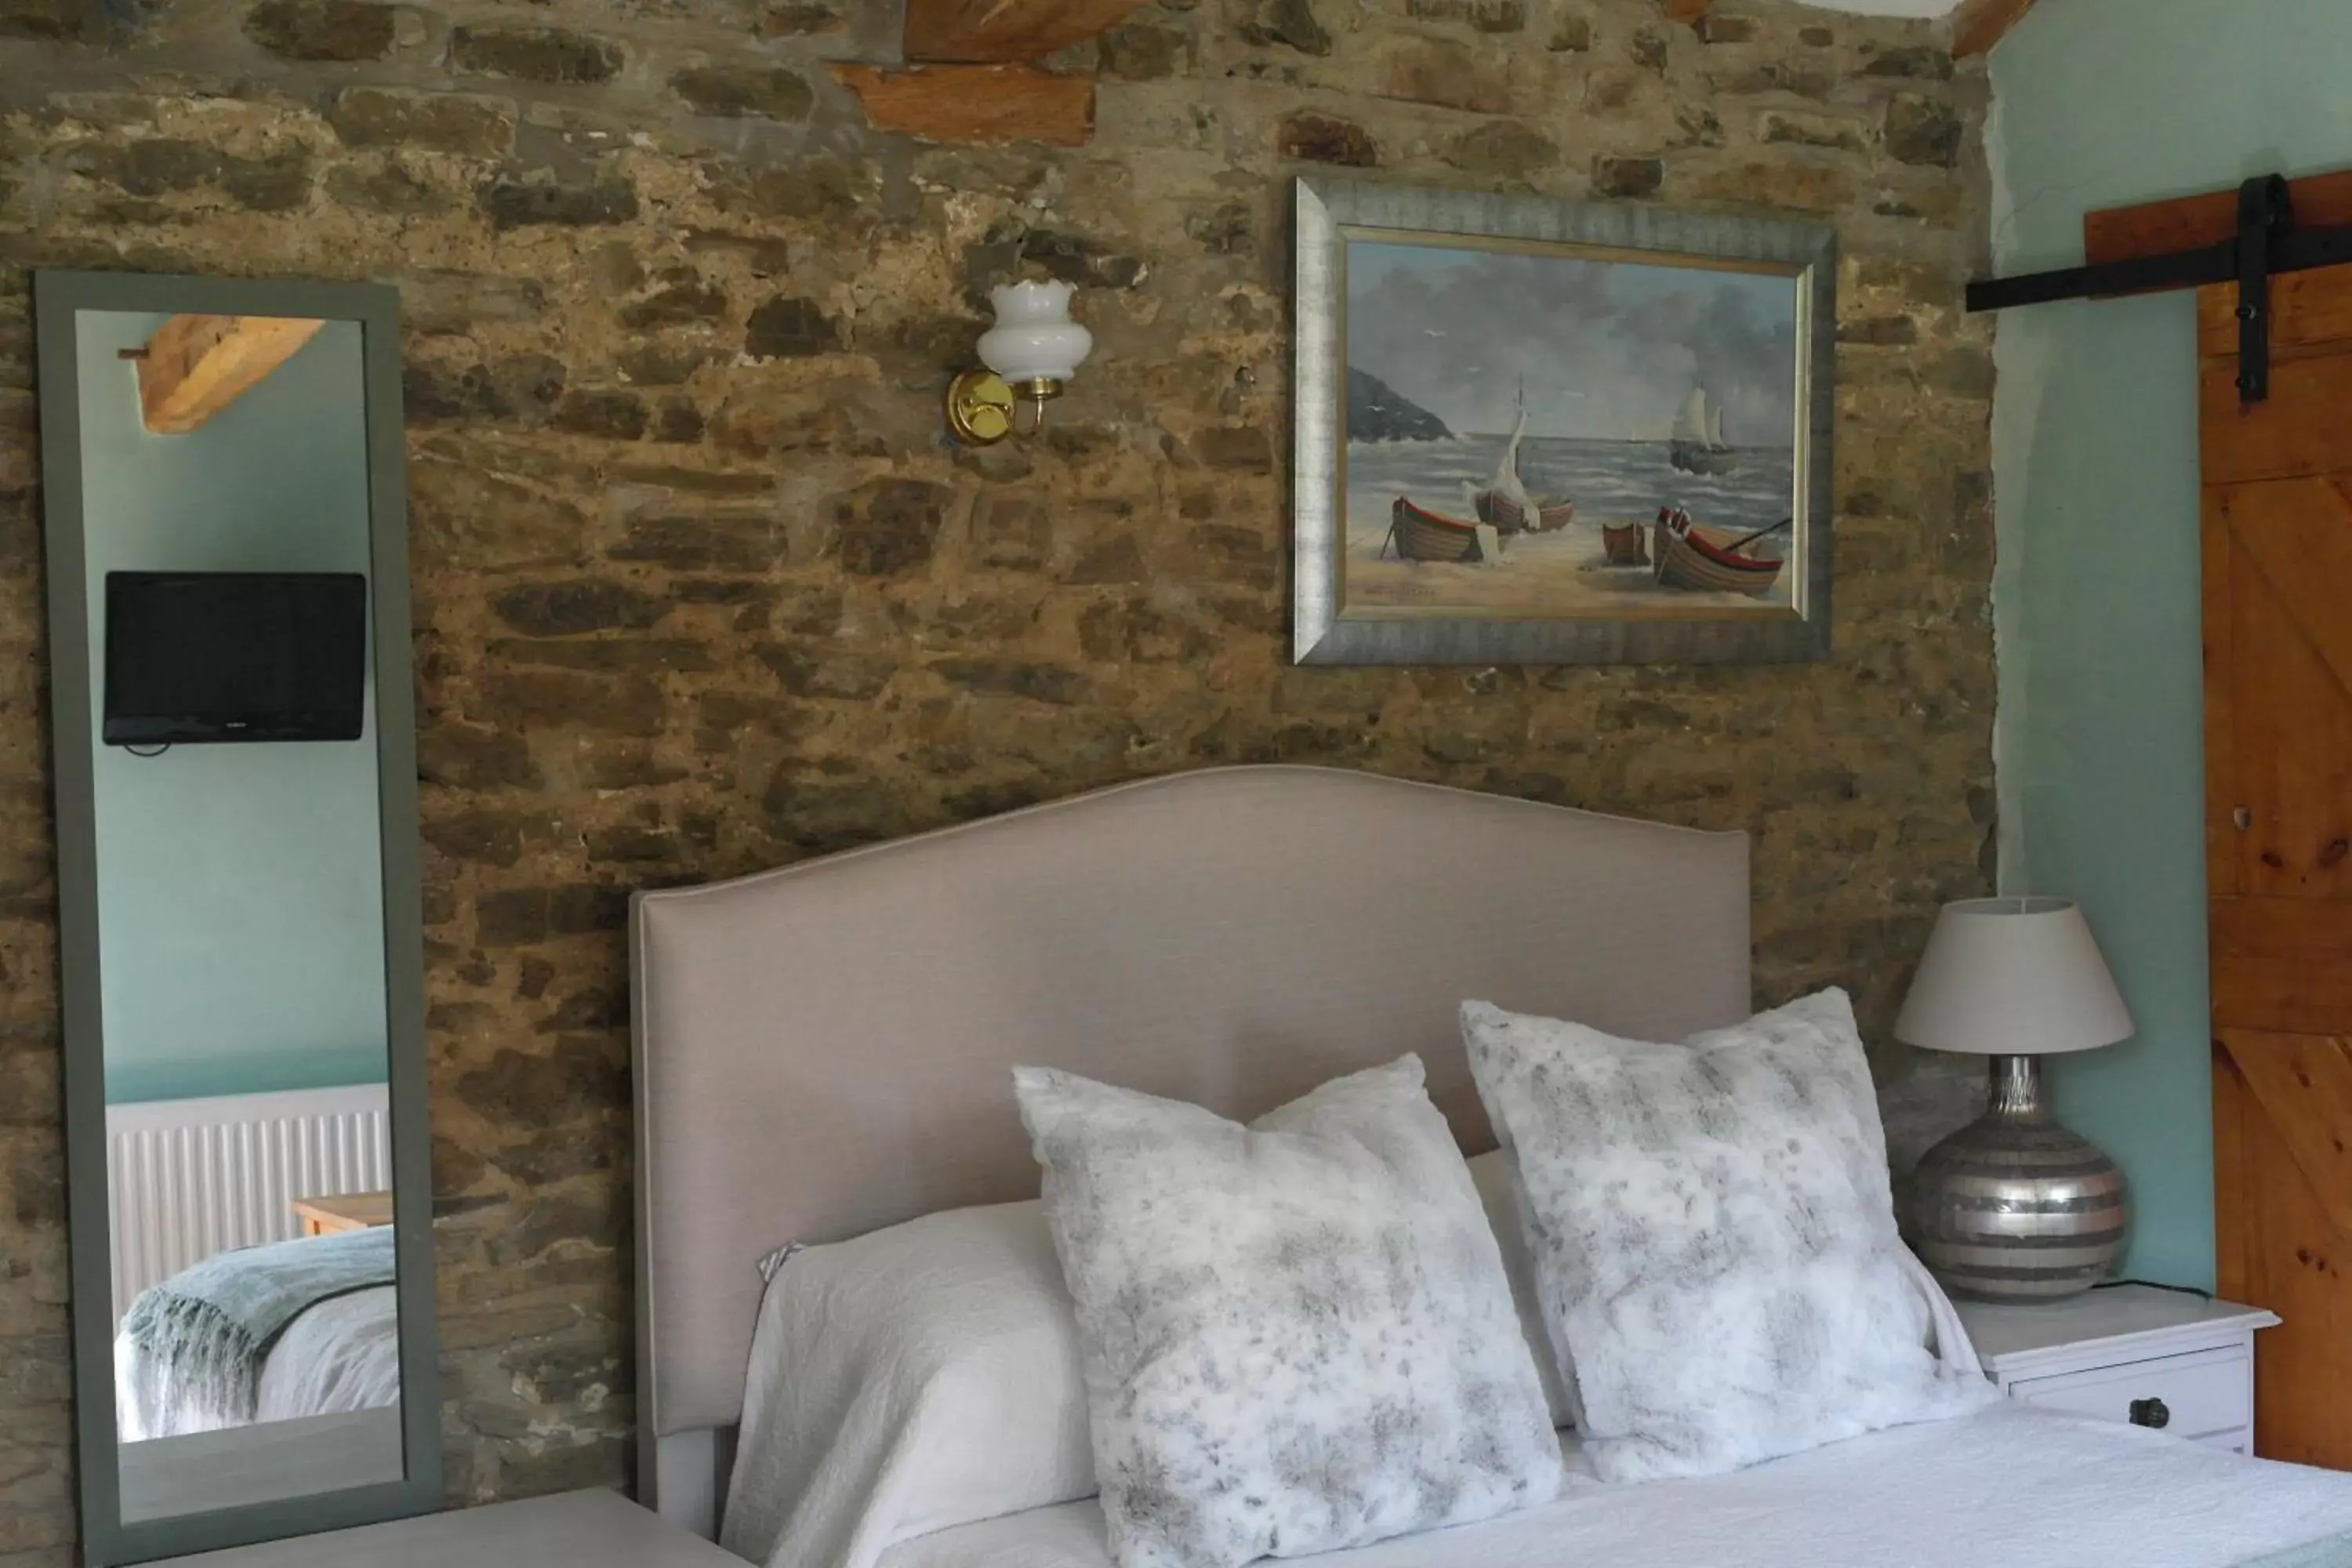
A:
630,765,1750,1535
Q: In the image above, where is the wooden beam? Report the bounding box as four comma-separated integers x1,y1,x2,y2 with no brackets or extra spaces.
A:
904,0,1152,63
1952,0,2037,58
1661,0,1711,22
829,64,1094,147
2087,171,2352,267
136,314,325,435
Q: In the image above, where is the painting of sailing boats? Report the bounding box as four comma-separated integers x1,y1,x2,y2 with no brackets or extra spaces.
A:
1294,179,1835,664
1336,233,1807,625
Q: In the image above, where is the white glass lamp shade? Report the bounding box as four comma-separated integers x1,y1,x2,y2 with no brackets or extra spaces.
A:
1895,897,2136,1057
978,281,1092,387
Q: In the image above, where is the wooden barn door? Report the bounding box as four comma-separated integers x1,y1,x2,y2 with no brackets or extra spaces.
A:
2204,261,2352,1468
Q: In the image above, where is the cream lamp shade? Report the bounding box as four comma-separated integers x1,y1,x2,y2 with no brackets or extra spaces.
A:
1894,896,2136,1056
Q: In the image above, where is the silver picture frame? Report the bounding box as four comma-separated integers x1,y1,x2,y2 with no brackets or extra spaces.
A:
1292,176,1839,666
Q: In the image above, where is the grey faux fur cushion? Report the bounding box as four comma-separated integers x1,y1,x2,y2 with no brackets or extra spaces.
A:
1464,989,1996,1484
1014,1056,1563,1568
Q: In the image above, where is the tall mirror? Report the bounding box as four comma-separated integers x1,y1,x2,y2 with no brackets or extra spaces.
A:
35,273,438,1566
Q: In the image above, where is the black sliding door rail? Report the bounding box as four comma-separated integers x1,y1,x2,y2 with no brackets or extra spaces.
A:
1965,175,2352,401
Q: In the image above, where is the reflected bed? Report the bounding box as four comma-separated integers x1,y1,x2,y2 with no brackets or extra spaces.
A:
114,1229,401,1442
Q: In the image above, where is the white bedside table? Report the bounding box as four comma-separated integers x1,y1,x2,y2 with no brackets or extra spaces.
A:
1956,1284,2279,1454
158,1487,737,1567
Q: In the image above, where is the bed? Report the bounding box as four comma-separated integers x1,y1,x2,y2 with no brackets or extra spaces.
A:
629,765,2352,1568
114,1229,402,1441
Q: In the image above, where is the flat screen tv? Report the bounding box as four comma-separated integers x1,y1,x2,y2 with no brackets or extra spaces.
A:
103,572,368,746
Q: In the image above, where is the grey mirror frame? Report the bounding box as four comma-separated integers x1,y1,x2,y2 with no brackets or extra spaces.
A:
34,270,440,1566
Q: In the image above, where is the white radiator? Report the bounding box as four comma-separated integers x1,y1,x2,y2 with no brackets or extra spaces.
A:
105,1083,392,1330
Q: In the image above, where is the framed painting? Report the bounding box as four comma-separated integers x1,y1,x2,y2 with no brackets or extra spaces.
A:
1292,177,1838,666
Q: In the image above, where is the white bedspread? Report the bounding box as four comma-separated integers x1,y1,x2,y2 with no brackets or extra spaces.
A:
256,1284,401,1421
725,1226,1988,1568
877,1406,2352,1568
116,1283,401,1440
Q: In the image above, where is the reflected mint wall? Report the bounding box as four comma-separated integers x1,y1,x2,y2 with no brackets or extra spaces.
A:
77,313,389,1105
1991,0,2352,1288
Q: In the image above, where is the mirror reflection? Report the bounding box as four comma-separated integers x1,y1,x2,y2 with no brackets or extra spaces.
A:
74,309,405,1523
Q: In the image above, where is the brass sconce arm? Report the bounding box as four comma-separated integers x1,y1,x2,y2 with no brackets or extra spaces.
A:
945,370,1065,447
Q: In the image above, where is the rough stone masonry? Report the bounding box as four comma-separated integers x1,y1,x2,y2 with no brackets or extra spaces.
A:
0,0,1995,1557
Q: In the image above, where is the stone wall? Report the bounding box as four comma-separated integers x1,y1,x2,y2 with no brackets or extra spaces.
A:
0,0,1995,1557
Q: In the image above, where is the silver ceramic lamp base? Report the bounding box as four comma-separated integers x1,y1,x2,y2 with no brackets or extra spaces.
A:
1910,1054,2128,1304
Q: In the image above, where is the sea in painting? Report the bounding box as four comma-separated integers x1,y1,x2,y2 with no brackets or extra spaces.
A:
1341,236,1805,618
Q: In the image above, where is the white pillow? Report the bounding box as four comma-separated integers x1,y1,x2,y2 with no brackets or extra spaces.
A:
1016,1055,1563,1568
719,1150,1572,1568
720,1202,1097,1568
1464,989,1996,1483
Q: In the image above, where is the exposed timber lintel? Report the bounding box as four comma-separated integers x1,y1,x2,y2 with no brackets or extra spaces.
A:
830,63,1095,148
1951,0,2038,59
904,0,1153,64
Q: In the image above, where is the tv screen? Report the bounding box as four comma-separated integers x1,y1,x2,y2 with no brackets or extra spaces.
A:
104,572,368,746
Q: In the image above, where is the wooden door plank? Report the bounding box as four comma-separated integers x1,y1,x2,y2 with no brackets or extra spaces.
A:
2204,481,2242,900
2215,1033,2352,1465
1951,0,2036,59
905,0,1153,63
2201,352,2352,484
137,314,325,434
2089,170,2352,267
2212,896,2352,1034
2224,477,2352,706
2212,1040,2251,1305
2215,487,2352,901
829,64,1094,147
2238,1102,2348,1466
2200,268,2352,358
2217,1029,2352,1243
2222,514,2288,898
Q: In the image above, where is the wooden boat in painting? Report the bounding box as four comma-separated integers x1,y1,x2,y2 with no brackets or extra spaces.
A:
1651,506,1784,597
1599,520,1650,567
1475,492,1577,532
1384,497,1487,564
1472,384,1574,534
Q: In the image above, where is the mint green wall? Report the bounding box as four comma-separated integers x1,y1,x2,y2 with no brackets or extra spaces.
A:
77,311,389,1105
1991,0,2352,1288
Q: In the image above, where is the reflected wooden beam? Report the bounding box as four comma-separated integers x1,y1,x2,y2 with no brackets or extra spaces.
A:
905,0,1152,63
136,314,325,435
1952,0,2038,58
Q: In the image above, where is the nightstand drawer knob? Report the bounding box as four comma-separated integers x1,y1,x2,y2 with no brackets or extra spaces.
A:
2130,1397,2172,1430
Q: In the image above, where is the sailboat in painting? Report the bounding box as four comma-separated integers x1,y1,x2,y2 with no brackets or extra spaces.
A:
1668,387,1740,477
1472,385,1575,534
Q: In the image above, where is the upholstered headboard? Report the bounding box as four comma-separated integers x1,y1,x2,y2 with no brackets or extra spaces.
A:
630,765,1751,1536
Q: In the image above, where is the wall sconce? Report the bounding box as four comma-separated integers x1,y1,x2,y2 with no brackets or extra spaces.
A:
945,281,1093,447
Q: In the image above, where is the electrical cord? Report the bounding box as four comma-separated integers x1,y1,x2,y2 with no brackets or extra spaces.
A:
2094,1278,2214,1300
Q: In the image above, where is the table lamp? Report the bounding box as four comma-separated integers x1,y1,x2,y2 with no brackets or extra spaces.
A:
1895,897,2136,1304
